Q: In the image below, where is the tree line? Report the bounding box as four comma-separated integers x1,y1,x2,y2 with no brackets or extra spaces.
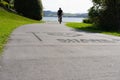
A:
0,0,120,31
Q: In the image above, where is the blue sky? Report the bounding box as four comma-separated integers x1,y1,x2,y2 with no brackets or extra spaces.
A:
41,0,93,13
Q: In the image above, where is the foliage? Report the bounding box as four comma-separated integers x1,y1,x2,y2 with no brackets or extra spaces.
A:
3,0,10,3
83,18,92,23
88,6,100,24
0,0,14,10
0,0,9,8
0,7,41,53
99,0,120,31
89,0,120,31
14,0,43,20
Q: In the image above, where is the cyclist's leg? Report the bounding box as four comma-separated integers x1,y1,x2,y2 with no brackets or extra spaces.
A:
58,16,60,23
58,16,60,24
59,16,62,24
58,15,62,24
60,17,62,24
61,17,62,22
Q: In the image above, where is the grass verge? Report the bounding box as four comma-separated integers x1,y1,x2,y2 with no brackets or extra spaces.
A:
66,22,120,36
0,7,42,54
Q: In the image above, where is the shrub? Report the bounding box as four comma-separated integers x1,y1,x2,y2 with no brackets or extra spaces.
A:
83,18,92,23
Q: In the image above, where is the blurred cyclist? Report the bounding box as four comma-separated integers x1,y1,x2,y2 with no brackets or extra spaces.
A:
57,8,63,24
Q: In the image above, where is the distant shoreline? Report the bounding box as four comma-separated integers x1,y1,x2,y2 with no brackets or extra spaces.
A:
43,11,88,18
43,16,87,18
43,17,85,22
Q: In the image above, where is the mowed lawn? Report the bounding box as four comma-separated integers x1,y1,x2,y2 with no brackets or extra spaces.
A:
66,22,120,36
0,7,42,54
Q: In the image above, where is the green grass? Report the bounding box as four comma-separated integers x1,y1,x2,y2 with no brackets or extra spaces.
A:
0,7,42,54
66,22,120,36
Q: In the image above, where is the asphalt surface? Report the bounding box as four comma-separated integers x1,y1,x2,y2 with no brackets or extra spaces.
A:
1,22,120,80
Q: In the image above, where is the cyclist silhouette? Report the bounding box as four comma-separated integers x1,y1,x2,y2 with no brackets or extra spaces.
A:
57,8,63,24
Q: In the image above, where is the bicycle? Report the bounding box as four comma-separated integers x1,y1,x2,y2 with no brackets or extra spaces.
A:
58,16,62,24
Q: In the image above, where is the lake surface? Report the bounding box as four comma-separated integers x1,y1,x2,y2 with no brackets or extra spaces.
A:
43,17,85,22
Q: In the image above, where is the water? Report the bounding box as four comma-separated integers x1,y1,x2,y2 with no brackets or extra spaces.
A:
43,17,85,22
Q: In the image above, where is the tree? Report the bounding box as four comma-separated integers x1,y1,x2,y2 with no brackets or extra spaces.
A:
14,0,43,20
99,0,120,30
89,0,120,31
4,0,10,3
88,0,104,24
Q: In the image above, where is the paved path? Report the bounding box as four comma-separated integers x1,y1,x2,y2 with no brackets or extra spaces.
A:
1,22,120,80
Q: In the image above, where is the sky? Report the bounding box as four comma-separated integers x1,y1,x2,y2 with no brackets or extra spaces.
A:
41,0,93,13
